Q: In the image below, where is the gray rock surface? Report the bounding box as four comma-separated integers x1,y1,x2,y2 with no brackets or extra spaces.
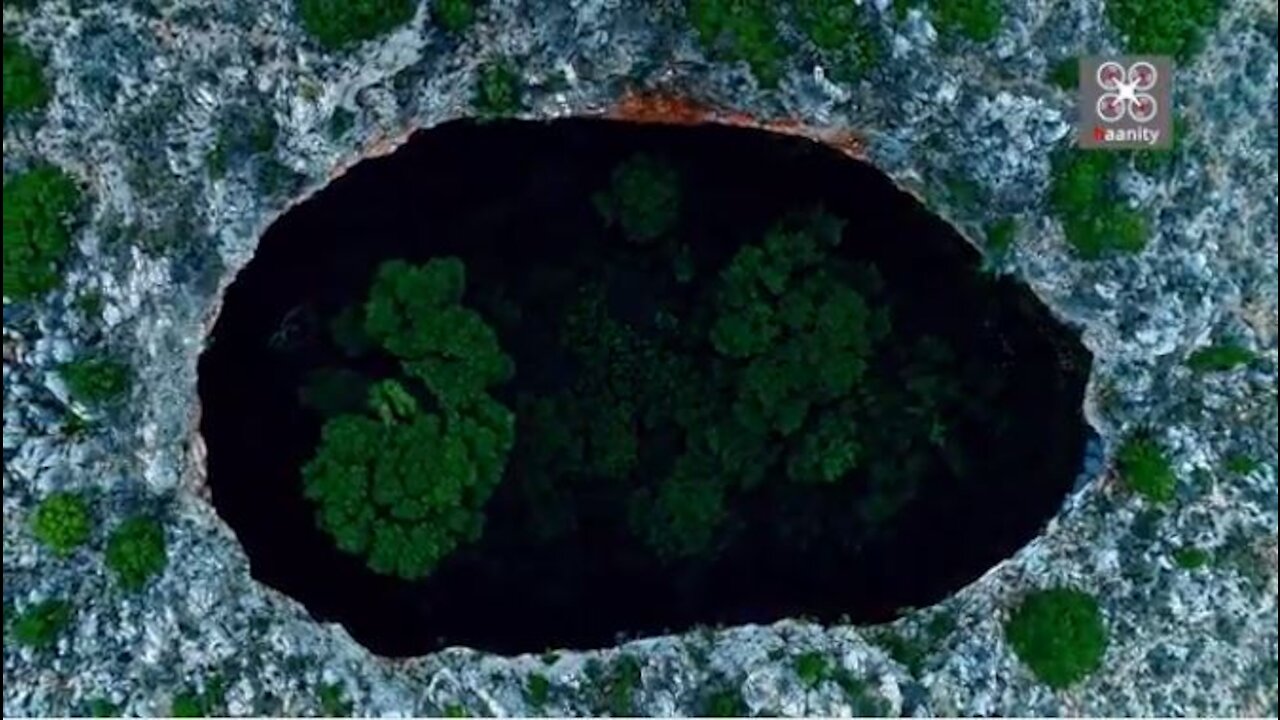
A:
4,0,1277,716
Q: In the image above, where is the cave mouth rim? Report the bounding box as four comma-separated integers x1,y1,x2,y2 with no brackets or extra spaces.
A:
195,116,1095,657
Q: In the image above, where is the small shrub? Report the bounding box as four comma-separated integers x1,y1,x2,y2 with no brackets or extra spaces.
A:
171,677,225,718
443,704,468,718
75,290,105,319
1223,453,1260,476
473,61,521,119
594,154,682,244
793,0,883,81
525,674,550,707
1187,342,1255,373
598,655,642,716
985,217,1017,257
1049,150,1148,259
433,0,476,33
703,687,746,717
932,0,1003,42
296,0,417,50
1173,546,1210,569
86,698,121,717
59,354,132,407
688,0,786,87
1048,57,1079,89
105,516,168,591
171,693,205,718
4,33,50,117
318,683,352,717
328,108,356,140
1116,433,1176,504
1106,0,1223,59
3,165,83,300
32,491,92,557
830,668,890,717
11,599,73,649
793,651,831,687
1004,588,1107,689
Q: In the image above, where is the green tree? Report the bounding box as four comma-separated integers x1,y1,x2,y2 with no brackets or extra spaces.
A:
303,258,515,580
1106,0,1222,59
3,164,83,300
4,33,49,117
1005,588,1107,688
594,154,683,244
32,491,92,556
59,354,132,407
11,599,73,649
433,0,476,33
105,517,168,591
1049,151,1148,259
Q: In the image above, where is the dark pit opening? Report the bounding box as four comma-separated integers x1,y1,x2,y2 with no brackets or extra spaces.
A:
198,119,1091,657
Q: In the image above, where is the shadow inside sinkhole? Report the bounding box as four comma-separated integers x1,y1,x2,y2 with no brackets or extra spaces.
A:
197,118,1092,657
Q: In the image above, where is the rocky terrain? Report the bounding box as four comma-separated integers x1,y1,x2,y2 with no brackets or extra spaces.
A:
3,0,1277,716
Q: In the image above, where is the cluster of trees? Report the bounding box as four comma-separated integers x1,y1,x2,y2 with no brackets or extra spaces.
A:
298,154,999,578
512,205,986,561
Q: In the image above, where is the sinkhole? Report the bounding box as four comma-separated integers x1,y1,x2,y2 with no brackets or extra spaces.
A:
198,118,1092,657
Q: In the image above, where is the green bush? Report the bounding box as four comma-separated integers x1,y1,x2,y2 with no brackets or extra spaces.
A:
32,491,92,556
1049,151,1148,259
3,164,83,300
1116,433,1176,504
59,354,132,407
433,0,475,33
1186,342,1255,373
303,259,515,580
85,698,121,717
11,599,73,649
1106,0,1222,59
318,683,353,717
688,0,882,87
1048,57,1079,90
4,33,49,117
297,0,417,50
525,674,550,707
473,61,521,119
171,677,225,718
105,517,168,591
793,651,831,687
1004,588,1106,689
932,0,1003,42
1173,546,1210,569
594,154,682,244
985,217,1017,257
792,0,882,81
703,687,747,717
688,0,786,87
